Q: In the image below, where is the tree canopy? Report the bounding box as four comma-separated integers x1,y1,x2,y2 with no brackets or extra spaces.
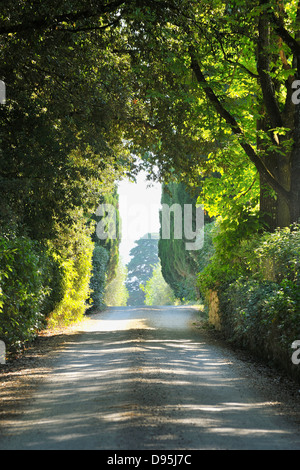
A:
0,0,137,239
121,0,300,230
1,1,300,356
2,0,300,231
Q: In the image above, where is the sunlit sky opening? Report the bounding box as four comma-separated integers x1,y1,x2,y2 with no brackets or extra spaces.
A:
118,171,161,265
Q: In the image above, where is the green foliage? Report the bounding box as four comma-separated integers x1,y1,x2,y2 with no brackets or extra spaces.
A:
126,234,159,306
198,218,260,293
143,263,175,306
47,212,94,327
194,221,216,274
198,224,300,378
0,236,57,354
88,187,122,310
196,147,260,228
198,223,300,293
159,181,209,301
105,262,129,307
219,278,300,374
91,187,121,284
254,225,300,285
88,245,110,312
0,2,130,349
124,0,300,227
0,1,136,241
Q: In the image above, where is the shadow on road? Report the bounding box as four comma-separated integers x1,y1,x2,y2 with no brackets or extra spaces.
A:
0,306,299,450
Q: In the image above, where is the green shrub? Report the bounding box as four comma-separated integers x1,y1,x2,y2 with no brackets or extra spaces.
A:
198,223,300,380
0,236,55,354
253,225,300,284
198,224,299,293
219,278,300,373
105,261,129,307
88,245,109,311
143,263,175,306
0,209,111,353
47,215,94,327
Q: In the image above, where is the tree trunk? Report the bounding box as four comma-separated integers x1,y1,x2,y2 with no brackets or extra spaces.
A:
259,173,277,231
190,33,300,230
289,104,300,225
257,115,278,230
260,151,299,229
256,7,300,229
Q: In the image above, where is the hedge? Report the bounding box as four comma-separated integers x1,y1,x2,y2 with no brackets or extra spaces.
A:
198,224,300,381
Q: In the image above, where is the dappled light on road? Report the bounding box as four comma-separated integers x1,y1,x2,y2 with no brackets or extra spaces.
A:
0,306,299,450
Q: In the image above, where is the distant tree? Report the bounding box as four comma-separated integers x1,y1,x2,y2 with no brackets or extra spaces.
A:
88,245,109,312
159,182,204,302
126,233,159,306
91,187,121,283
105,262,129,307
88,187,121,311
143,262,175,306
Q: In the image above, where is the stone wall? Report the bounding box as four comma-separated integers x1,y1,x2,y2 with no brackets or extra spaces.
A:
207,289,221,330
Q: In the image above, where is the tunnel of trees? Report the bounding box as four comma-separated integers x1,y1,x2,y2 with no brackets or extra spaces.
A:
0,1,299,379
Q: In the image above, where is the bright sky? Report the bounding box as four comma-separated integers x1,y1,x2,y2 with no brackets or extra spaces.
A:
118,171,162,265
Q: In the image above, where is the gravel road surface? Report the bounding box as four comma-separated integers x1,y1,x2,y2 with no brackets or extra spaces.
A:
0,306,300,450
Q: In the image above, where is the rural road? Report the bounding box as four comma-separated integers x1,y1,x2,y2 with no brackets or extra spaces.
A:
0,306,300,450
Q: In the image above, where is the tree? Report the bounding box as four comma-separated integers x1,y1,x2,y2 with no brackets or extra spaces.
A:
121,0,300,230
91,187,121,282
88,187,121,310
0,0,136,239
0,1,152,351
105,262,129,306
143,262,175,306
88,245,110,312
4,1,300,231
158,181,202,301
126,233,159,306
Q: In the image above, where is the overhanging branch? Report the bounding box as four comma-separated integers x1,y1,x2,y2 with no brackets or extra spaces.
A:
257,9,283,129
0,1,126,35
269,11,300,57
189,50,290,203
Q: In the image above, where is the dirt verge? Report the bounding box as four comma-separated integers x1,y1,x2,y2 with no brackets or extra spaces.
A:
0,319,90,431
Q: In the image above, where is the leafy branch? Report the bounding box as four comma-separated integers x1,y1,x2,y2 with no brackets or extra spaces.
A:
189,48,290,204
